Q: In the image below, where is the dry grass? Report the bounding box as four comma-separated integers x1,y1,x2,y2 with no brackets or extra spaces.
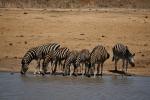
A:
0,0,150,9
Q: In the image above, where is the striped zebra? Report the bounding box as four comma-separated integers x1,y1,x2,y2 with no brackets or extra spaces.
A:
64,50,79,76
42,47,70,75
89,45,110,76
20,43,60,75
112,43,135,74
75,49,90,75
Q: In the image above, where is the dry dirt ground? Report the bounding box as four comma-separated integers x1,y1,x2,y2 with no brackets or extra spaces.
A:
0,8,150,76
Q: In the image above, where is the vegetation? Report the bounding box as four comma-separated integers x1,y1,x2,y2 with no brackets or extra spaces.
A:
0,0,150,9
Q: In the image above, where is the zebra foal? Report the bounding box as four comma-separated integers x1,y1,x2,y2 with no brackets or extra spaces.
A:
64,50,79,76
75,49,90,75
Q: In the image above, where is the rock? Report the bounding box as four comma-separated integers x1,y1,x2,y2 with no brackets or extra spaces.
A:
24,41,27,44
145,16,148,19
9,43,13,46
24,12,28,14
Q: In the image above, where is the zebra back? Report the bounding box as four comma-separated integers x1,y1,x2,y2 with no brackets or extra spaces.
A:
22,43,60,65
53,47,70,60
65,50,79,66
112,43,132,60
90,45,110,64
76,49,90,66
36,43,60,58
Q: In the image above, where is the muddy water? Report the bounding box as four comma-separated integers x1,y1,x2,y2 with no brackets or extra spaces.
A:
0,72,150,100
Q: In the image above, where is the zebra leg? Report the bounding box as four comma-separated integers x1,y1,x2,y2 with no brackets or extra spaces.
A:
84,63,89,76
42,60,47,75
52,60,58,74
73,63,78,76
83,63,89,75
60,61,63,72
122,59,125,72
79,64,82,74
63,64,67,76
34,59,41,75
81,64,84,75
62,62,65,72
125,60,129,75
96,63,100,76
115,58,119,71
51,60,54,74
58,60,61,72
100,63,103,76
81,64,84,74
90,64,95,77
84,66,87,75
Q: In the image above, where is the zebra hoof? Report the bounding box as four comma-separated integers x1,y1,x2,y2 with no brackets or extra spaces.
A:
86,74,91,78
73,74,77,77
45,72,51,74
33,72,38,75
40,72,45,76
63,73,67,76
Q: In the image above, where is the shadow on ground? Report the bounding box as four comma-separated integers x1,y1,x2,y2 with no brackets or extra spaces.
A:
109,70,132,76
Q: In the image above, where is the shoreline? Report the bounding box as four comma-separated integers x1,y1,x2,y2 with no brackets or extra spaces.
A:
0,71,150,77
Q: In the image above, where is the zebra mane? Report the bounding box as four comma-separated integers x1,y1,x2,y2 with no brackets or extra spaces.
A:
125,47,132,58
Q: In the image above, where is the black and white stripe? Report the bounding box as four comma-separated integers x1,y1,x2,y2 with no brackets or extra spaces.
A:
43,47,70,74
112,43,135,74
76,49,90,75
89,45,110,76
20,43,60,75
64,50,79,76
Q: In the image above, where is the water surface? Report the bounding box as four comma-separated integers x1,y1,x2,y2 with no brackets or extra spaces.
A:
0,72,150,100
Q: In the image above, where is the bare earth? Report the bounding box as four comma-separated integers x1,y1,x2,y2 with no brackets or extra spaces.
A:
0,8,150,76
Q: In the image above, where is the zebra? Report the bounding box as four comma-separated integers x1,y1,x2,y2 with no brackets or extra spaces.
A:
42,47,70,75
75,49,90,75
112,43,135,74
20,43,60,75
89,45,110,77
63,50,79,76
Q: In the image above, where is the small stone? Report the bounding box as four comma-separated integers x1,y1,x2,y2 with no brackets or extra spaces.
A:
24,41,27,44
102,35,105,37
80,33,85,35
20,35,24,37
144,44,148,46
9,43,13,46
24,12,28,14
10,72,14,75
145,16,148,19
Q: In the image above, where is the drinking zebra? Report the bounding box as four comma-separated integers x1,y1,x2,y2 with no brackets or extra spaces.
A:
89,45,110,77
20,43,60,75
42,47,70,75
112,43,135,74
75,49,90,75
64,50,79,76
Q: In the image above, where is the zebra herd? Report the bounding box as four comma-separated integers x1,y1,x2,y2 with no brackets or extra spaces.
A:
20,43,135,77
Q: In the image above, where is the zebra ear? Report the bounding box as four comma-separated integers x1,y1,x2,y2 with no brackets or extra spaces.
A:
125,46,128,49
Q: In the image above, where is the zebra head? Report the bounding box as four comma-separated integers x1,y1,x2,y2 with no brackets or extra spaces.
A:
128,53,135,67
126,48,135,67
20,59,29,75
